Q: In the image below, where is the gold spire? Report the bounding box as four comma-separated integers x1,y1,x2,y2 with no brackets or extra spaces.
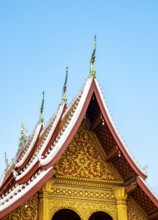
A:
39,91,44,123
5,152,9,171
18,123,28,150
62,67,68,104
89,35,96,78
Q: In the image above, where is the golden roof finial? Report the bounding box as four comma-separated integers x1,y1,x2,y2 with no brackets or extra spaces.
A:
39,91,44,123
62,67,68,104
89,35,96,78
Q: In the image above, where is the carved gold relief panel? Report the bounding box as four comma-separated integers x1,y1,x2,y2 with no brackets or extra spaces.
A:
2,195,38,220
49,198,117,220
127,196,148,220
44,178,115,203
56,120,122,181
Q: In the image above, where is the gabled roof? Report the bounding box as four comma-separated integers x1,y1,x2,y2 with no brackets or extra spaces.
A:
0,75,158,219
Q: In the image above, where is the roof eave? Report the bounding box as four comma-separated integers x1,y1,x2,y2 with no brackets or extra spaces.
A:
136,176,158,208
94,79,147,180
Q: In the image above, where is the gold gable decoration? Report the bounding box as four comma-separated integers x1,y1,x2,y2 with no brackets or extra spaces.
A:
55,118,122,181
2,195,38,220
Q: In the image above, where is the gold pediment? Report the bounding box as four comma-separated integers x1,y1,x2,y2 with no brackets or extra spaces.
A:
55,118,122,182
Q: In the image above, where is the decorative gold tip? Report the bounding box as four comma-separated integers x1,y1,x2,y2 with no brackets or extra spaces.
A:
62,67,68,104
39,91,45,123
89,35,96,78
94,35,96,49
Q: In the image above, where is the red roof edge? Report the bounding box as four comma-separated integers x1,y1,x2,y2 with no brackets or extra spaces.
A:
136,176,158,208
40,79,95,169
40,78,147,182
0,168,55,219
93,79,147,180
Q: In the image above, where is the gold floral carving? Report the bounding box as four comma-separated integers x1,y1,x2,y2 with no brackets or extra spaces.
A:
127,196,148,220
49,198,117,220
2,195,38,220
55,120,121,181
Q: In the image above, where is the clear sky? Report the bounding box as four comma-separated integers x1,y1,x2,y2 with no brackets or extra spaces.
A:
0,1,158,194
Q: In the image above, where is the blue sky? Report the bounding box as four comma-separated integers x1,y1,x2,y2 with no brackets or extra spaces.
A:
0,1,158,193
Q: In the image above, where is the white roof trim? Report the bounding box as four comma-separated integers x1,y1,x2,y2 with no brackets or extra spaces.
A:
15,104,65,181
0,168,52,211
40,77,93,166
38,104,65,156
15,123,42,168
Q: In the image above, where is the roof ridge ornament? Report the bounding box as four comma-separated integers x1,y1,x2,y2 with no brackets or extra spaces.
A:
4,152,9,171
18,123,28,150
89,35,96,78
39,91,45,123
62,66,68,104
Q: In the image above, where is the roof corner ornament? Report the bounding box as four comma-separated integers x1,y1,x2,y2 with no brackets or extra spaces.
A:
39,91,45,123
5,152,9,171
142,165,148,175
18,123,28,150
62,66,68,104
89,35,96,78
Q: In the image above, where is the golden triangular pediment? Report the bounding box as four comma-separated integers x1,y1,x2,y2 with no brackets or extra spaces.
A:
55,118,122,182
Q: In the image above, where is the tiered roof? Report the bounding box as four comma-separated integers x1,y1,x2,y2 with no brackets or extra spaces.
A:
0,38,158,219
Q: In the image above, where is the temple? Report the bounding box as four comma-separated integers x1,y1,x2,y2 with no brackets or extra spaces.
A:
0,37,158,220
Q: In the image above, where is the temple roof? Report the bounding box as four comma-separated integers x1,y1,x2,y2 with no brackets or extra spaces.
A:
0,53,158,219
